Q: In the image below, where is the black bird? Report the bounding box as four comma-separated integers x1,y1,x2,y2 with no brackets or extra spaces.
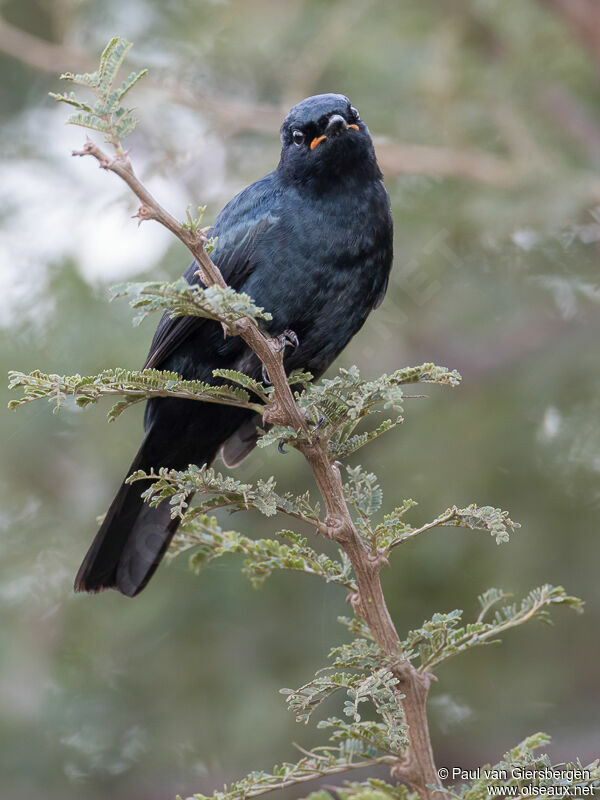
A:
75,93,393,597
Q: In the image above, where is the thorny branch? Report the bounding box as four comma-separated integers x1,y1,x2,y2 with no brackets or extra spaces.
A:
203,752,397,800
387,508,459,550
72,130,441,799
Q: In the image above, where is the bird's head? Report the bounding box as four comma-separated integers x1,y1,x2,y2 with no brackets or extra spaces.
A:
278,93,381,187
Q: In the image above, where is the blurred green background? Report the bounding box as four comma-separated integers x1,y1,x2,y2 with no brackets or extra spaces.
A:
1,0,599,797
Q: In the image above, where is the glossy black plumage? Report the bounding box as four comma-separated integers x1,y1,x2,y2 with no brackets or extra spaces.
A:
74,93,393,597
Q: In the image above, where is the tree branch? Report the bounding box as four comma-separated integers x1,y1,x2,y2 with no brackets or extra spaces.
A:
64,85,441,800
198,753,396,800
387,508,458,551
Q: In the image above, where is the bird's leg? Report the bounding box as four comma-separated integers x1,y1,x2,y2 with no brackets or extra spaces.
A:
277,329,299,352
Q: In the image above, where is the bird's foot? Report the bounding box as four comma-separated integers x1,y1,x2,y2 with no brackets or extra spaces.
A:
312,413,326,432
262,331,299,384
277,329,299,352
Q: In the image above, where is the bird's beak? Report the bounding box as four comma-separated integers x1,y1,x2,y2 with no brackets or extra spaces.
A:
310,115,360,150
325,114,349,137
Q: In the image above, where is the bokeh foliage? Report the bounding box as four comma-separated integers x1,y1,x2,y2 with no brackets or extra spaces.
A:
1,1,600,799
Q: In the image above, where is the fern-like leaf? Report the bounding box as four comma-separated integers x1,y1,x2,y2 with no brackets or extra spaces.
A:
401,584,583,672
112,279,272,330
7,368,265,415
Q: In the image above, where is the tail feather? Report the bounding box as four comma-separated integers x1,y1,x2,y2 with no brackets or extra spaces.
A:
75,436,213,597
76,396,252,597
116,499,183,597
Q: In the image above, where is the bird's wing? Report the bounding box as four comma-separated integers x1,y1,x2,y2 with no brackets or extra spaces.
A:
373,274,389,309
142,263,207,370
143,174,281,370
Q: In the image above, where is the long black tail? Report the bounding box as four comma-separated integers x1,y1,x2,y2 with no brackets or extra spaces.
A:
74,434,217,597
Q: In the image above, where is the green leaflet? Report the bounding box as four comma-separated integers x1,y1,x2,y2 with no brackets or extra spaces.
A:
129,464,323,529
97,36,133,93
318,718,404,758
212,369,272,402
370,500,418,551
328,638,391,672
7,368,265,416
177,747,395,800
256,425,301,449
401,584,583,672
168,518,355,590
338,466,518,553
111,279,272,329
329,417,402,459
258,362,460,458
281,637,407,756
446,503,520,544
344,466,383,519
383,503,521,551
337,616,374,641
50,37,146,146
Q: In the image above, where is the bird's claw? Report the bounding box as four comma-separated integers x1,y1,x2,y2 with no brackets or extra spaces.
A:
278,440,288,454
312,413,326,432
277,330,300,352
261,364,272,385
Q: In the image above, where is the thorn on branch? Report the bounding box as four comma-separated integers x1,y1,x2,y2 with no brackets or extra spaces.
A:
133,204,155,225
346,589,359,606
350,591,363,616
324,514,347,540
368,551,390,569
71,139,130,172
390,757,420,785
72,139,110,168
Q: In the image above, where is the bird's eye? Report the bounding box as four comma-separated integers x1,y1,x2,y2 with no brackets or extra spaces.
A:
350,106,359,121
292,130,305,146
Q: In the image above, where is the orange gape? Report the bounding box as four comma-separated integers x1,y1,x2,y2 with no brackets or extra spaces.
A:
348,124,359,130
